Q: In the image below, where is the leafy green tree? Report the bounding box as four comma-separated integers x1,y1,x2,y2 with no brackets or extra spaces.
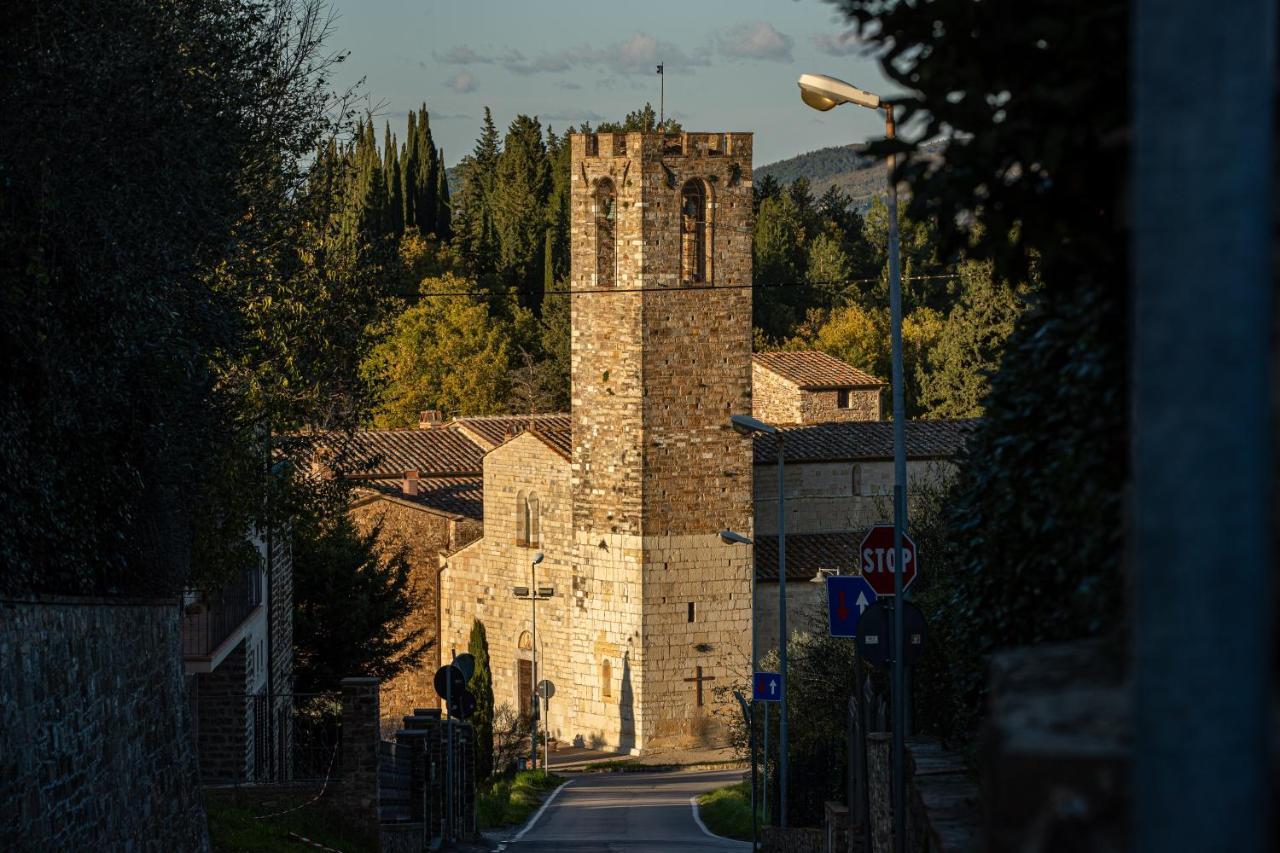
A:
468,619,496,780
0,0,383,595
833,0,1128,741
365,274,514,425
594,102,681,133
292,511,430,693
806,229,854,292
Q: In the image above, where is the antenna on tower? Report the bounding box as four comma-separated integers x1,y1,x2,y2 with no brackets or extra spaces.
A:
656,62,664,130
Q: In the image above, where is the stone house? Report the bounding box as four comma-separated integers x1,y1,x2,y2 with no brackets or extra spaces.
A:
183,525,293,783
752,349,886,424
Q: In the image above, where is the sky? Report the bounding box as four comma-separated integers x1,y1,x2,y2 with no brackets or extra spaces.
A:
322,0,897,168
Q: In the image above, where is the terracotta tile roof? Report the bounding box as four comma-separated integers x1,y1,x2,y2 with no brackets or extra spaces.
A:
453,414,571,451
363,476,484,520
753,350,885,389
526,424,573,461
331,426,484,478
753,419,978,465
755,532,859,582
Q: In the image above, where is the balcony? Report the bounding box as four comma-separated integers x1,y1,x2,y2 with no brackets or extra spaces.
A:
182,565,263,666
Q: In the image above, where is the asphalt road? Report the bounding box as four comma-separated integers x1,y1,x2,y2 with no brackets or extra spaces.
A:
501,768,752,853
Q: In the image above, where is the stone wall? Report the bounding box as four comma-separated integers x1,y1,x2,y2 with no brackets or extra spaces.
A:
191,637,251,783
0,596,210,852
351,495,480,734
753,460,955,537
753,581,828,660
439,434,588,745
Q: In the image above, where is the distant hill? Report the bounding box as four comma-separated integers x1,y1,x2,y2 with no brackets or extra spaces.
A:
756,139,944,209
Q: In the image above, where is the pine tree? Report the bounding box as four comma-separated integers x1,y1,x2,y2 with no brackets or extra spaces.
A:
492,114,551,309
455,107,502,275
468,619,495,780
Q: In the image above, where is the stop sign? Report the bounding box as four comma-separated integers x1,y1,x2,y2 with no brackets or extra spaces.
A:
858,525,918,596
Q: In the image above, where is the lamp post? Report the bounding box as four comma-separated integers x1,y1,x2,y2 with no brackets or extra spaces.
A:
729,413,788,828
721,528,758,850
797,72,909,853
513,552,554,775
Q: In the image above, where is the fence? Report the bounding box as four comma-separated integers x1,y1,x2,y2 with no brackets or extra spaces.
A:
189,689,340,786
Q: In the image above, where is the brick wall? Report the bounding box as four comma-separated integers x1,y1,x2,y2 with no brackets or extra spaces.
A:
0,597,210,851
752,362,883,425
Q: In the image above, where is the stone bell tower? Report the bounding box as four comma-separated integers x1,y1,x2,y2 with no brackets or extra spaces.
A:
567,131,754,751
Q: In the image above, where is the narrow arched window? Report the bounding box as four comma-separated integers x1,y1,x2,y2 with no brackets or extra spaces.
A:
680,180,710,284
516,490,528,545
527,493,540,547
602,659,613,698
594,178,616,288
851,465,862,496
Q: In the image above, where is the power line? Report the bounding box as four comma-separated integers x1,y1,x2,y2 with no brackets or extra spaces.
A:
390,273,960,300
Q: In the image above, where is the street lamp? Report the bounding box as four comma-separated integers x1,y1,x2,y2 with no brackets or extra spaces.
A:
513,552,554,774
799,71,909,853
721,528,760,850
728,413,790,829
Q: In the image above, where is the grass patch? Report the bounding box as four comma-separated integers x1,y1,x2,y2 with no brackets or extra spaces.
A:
476,770,565,829
205,793,377,853
697,781,757,842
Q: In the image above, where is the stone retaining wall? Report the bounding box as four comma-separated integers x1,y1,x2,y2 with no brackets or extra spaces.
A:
0,596,210,852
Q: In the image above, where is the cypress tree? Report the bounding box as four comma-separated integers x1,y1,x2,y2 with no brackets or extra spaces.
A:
492,114,551,309
435,146,451,241
468,619,495,779
403,110,418,229
415,104,438,236
384,123,404,235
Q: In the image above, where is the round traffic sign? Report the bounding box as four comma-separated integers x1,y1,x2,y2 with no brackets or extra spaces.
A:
858,525,919,597
855,600,927,668
448,687,477,720
537,679,555,699
433,663,465,699
453,652,476,682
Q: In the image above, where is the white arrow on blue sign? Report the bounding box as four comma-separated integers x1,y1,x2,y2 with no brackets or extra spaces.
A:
753,671,782,702
827,575,877,638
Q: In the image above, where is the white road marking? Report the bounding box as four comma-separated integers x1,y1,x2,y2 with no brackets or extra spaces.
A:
689,794,752,848
509,778,573,842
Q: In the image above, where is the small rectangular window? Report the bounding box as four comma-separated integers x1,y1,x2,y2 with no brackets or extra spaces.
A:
688,602,696,623
837,390,852,409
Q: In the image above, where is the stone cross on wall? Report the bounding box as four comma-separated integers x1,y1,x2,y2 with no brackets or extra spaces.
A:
684,666,716,707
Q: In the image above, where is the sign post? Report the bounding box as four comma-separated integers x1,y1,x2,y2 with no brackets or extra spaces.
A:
827,575,877,637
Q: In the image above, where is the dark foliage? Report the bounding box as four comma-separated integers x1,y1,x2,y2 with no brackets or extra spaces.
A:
831,0,1129,739
469,619,496,780
291,512,430,693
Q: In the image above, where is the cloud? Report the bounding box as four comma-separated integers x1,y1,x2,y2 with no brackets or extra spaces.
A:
715,21,793,62
445,71,477,93
496,33,707,77
436,45,494,65
811,31,862,57
557,81,583,90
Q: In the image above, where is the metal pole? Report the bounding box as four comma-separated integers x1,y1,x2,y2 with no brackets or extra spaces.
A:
776,436,788,829
762,701,770,825
530,558,539,774
884,102,908,853
751,702,759,849
446,650,454,842
1133,3,1274,851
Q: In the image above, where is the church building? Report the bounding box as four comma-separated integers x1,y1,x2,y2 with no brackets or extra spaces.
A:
335,131,974,754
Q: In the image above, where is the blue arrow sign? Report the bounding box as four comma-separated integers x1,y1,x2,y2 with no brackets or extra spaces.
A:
827,575,877,638
753,671,782,702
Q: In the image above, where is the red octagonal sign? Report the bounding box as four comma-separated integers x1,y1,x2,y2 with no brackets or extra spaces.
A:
858,525,918,597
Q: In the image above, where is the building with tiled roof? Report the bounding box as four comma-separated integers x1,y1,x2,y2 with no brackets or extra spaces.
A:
452,414,572,452
752,350,887,425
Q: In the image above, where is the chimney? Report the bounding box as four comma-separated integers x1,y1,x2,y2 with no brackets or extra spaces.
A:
418,409,443,428
402,470,420,496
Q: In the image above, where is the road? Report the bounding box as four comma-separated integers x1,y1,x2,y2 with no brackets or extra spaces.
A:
501,768,751,852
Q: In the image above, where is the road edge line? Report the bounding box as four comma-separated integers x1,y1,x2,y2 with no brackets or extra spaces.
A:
689,794,752,848
508,778,573,843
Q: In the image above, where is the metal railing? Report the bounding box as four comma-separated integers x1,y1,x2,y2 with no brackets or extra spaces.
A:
182,565,262,659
